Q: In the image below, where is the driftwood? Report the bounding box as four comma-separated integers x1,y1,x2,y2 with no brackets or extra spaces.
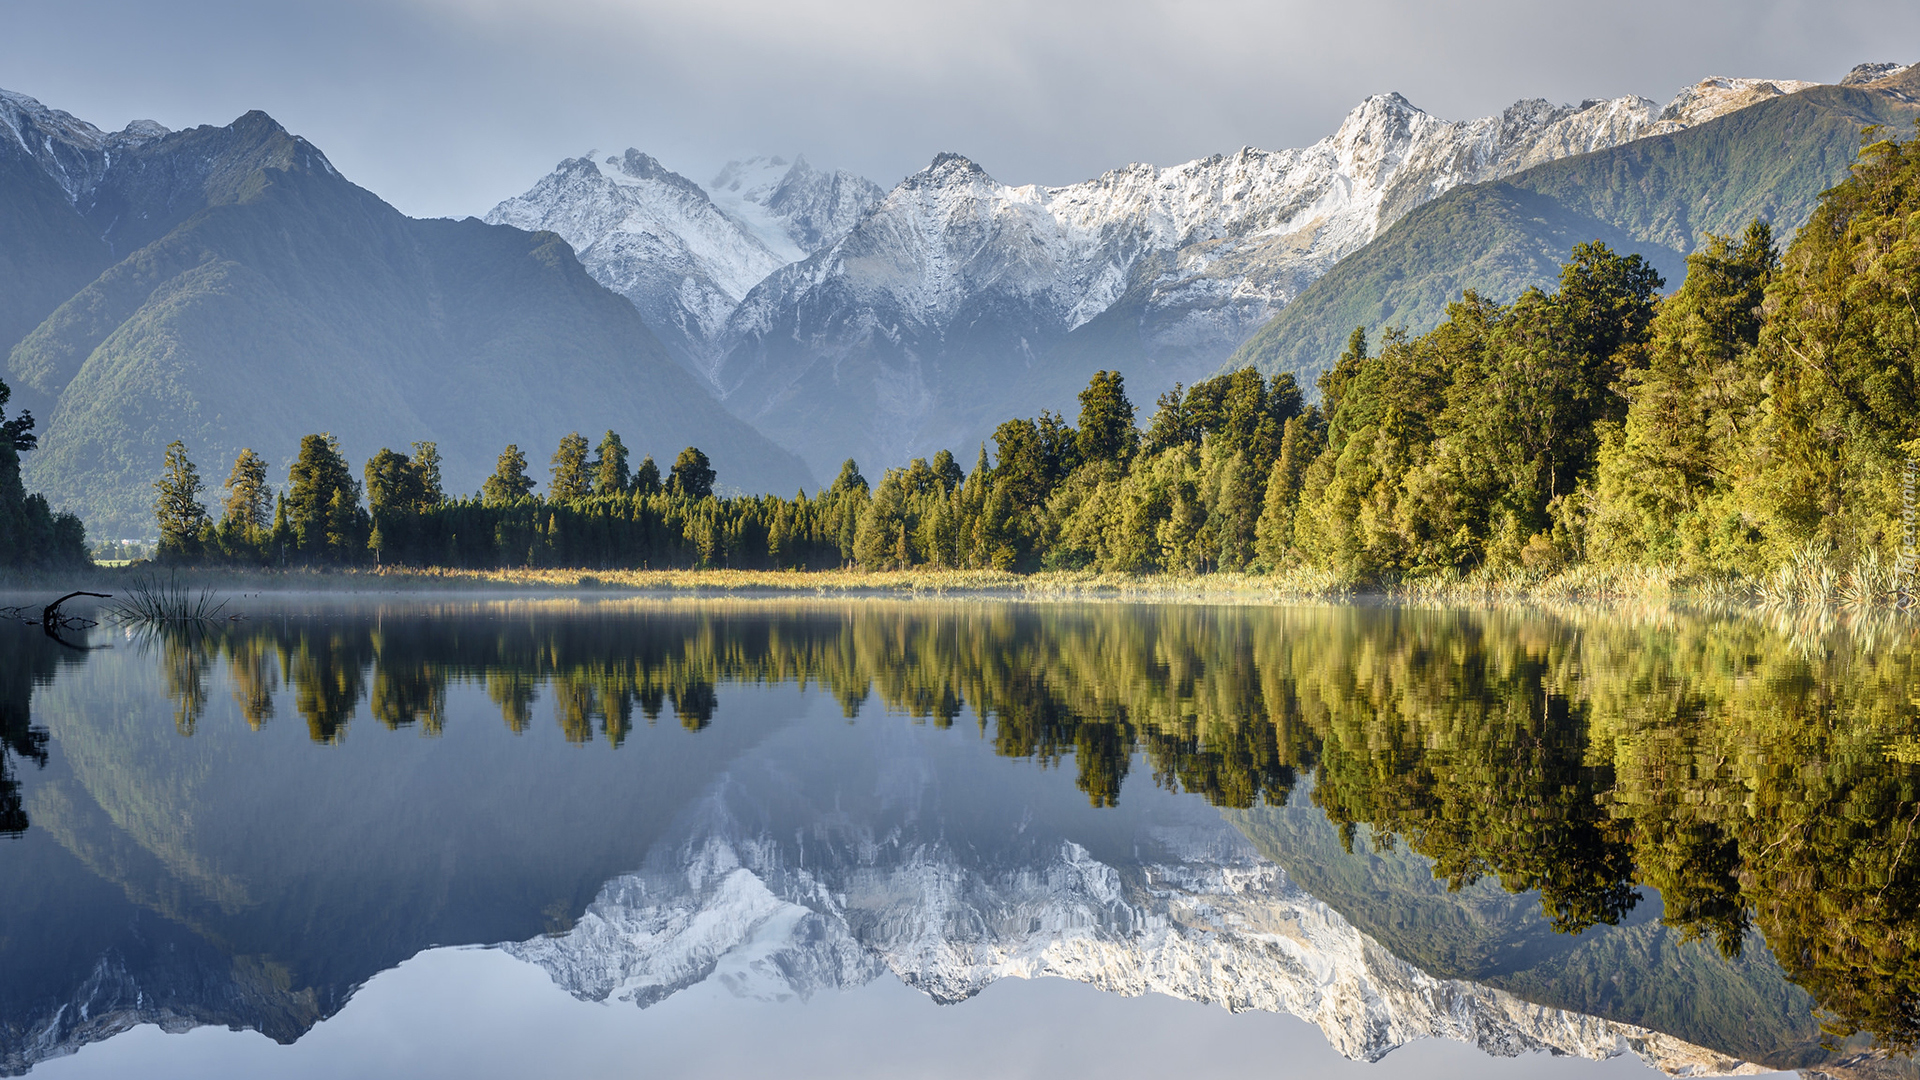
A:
42,591,110,636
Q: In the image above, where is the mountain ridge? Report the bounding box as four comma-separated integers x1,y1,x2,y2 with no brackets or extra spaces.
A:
1230,62,1920,385
0,91,816,535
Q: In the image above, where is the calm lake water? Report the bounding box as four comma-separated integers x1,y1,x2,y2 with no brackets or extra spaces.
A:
2,597,1916,1078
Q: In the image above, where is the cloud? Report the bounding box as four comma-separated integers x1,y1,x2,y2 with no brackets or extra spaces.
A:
1,0,1914,217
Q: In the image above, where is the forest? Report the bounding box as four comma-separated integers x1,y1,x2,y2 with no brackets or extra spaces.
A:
75,126,1920,592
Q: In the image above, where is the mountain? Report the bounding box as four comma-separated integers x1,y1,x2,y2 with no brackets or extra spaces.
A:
712,80,1831,478
485,152,883,378
0,92,814,536
1229,62,1920,386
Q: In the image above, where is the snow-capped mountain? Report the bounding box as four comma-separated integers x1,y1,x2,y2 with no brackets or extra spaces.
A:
712,90,1693,476
485,72,1823,480
708,155,887,261
0,89,170,206
1643,76,1822,135
484,152,881,374
505,722,1767,1076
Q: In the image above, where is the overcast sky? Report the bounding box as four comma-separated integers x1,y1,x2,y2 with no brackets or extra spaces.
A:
3,0,1915,218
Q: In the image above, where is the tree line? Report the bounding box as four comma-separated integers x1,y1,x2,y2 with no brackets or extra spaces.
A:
147,126,1920,584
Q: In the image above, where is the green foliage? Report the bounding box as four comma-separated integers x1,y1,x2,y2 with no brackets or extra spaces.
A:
482,444,535,505
591,431,630,496
151,440,210,560
1582,125,1920,578
1074,369,1137,465
633,454,661,497
0,376,85,568
1288,243,1662,582
548,432,592,501
668,447,715,500
285,433,367,564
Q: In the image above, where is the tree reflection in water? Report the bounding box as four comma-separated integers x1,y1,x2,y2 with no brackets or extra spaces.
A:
61,602,1920,1051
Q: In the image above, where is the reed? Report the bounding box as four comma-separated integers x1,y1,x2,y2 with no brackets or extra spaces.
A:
108,572,230,623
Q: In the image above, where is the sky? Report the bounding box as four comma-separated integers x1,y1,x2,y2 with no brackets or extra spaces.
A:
2,0,1916,219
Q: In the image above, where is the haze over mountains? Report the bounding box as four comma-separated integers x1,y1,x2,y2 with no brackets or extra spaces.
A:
1,61,1913,536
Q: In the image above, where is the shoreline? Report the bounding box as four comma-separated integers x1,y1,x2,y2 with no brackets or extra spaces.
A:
3,563,1913,618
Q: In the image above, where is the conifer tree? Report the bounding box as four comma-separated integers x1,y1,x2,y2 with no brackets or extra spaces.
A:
286,433,366,562
1076,370,1137,464
410,442,444,506
220,449,272,545
593,431,631,496
152,440,209,560
633,455,662,496
550,432,593,501
669,447,715,499
483,444,535,505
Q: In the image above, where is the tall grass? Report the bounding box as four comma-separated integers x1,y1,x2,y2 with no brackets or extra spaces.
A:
108,573,230,623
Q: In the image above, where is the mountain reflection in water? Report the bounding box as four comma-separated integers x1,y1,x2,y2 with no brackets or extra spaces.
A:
0,599,1915,1077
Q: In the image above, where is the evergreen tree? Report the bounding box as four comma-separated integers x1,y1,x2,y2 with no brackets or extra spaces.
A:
0,381,34,452
365,448,437,514
1590,223,1777,565
633,454,662,496
152,440,209,560
1076,370,1137,465
593,431,631,496
286,433,366,563
669,447,715,499
931,449,964,492
549,432,592,501
483,444,536,505
1142,384,1194,454
218,448,272,555
410,441,444,506
830,459,868,496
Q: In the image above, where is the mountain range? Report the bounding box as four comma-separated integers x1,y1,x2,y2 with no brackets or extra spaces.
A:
0,91,812,537
2,61,1914,536
491,66,1905,480
1230,62,1920,383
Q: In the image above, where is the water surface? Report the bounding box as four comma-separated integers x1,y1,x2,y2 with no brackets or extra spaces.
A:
2,598,1915,1078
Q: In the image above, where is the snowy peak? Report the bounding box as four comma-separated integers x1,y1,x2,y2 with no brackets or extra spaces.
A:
485,149,793,377
0,87,170,205
487,148,881,379
707,153,885,261
1648,75,1820,133
1841,61,1916,87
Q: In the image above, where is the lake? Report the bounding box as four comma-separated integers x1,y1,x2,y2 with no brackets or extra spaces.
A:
2,597,1915,1078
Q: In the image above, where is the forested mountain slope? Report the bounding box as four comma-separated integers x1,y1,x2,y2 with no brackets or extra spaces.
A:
0,93,813,537
1231,63,1920,385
